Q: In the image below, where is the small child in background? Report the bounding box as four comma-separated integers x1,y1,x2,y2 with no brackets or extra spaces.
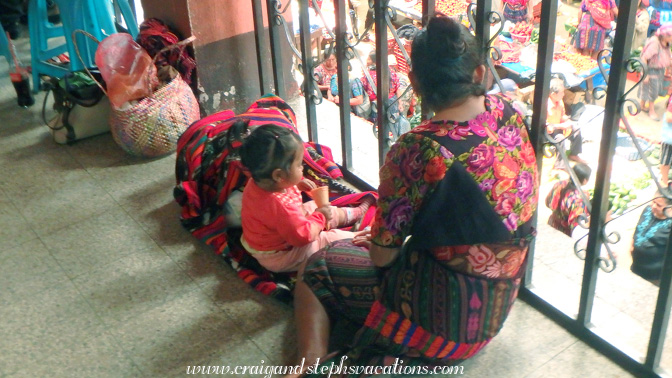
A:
659,98,672,189
238,124,374,273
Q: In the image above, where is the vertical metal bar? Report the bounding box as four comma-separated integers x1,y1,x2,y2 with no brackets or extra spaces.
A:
475,0,491,89
422,0,435,23
252,0,271,95
375,0,390,165
298,0,319,142
646,231,672,368
475,0,491,48
334,0,353,169
266,0,286,98
524,0,558,287
578,0,637,326
421,0,434,121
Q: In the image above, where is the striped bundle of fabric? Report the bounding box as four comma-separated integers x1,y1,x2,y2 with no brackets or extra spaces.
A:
174,94,372,300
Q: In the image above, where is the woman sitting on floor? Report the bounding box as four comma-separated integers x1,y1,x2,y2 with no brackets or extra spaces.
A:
546,163,592,237
289,15,539,377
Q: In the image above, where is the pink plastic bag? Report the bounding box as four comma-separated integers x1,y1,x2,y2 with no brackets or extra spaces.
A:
95,34,155,108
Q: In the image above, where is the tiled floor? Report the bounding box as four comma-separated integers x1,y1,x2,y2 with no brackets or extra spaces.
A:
0,36,635,378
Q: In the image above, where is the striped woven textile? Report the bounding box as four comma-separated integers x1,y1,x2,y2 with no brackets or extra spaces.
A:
174,94,374,300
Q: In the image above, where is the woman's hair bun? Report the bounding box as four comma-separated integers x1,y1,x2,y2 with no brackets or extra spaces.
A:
426,16,467,60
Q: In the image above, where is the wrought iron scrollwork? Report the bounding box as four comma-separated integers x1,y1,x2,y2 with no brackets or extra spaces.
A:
577,49,670,272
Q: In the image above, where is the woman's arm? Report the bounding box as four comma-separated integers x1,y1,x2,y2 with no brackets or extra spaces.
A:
350,94,364,106
369,244,401,267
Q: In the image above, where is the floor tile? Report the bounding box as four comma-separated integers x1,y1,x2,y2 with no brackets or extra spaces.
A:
66,132,129,169
525,341,633,378
41,207,161,278
117,186,192,249
4,328,140,378
106,289,245,376
0,238,69,301
86,154,177,203
167,335,270,377
72,247,199,327
208,272,295,365
0,280,107,374
2,168,118,237
461,301,578,377
0,189,37,251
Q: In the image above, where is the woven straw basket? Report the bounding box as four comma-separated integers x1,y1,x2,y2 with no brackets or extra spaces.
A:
75,30,199,158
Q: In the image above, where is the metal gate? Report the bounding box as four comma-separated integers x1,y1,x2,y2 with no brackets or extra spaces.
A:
251,1,672,376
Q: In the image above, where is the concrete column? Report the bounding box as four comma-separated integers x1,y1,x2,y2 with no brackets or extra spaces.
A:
140,0,298,114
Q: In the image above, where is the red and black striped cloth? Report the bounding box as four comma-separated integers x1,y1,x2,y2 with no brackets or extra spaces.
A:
174,94,376,301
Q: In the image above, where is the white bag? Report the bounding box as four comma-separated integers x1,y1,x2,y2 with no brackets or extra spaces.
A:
47,96,111,144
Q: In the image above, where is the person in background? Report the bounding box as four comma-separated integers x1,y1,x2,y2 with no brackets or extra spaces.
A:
388,54,415,117
631,193,672,286
501,0,534,24
0,0,23,39
659,97,672,188
547,78,587,165
489,78,529,118
546,163,592,237
314,50,338,95
328,73,371,119
350,0,370,40
632,0,651,54
573,0,618,59
361,50,401,128
639,25,672,121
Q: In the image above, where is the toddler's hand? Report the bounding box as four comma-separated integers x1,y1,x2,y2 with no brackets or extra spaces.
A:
297,179,317,192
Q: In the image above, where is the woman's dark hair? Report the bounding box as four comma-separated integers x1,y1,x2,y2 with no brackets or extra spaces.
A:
236,123,302,182
368,51,376,67
410,16,486,111
324,46,336,60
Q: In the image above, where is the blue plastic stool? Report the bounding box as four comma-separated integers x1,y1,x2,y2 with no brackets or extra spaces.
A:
28,0,139,92
0,24,13,66
28,0,68,91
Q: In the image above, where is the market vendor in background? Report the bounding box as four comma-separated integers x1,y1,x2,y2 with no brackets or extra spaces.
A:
546,163,592,237
388,55,415,118
639,25,672,121
328,73,371,119
361,51,401,124
632,0,651,54
573,0,618,59
314,50,338,96
631,193,672,286
547,78,587,165
500,0,534,24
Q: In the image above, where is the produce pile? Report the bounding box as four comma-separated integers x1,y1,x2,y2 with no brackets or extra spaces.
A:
554,51,598,74
587,175,651,216
510,22,534,43
413,0,468,17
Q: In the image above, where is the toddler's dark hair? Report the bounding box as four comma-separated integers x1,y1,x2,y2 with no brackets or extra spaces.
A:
411,16,486,111
236,123,303,182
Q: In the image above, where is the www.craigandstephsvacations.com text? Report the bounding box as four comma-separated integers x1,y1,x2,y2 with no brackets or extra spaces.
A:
185,356,465,377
